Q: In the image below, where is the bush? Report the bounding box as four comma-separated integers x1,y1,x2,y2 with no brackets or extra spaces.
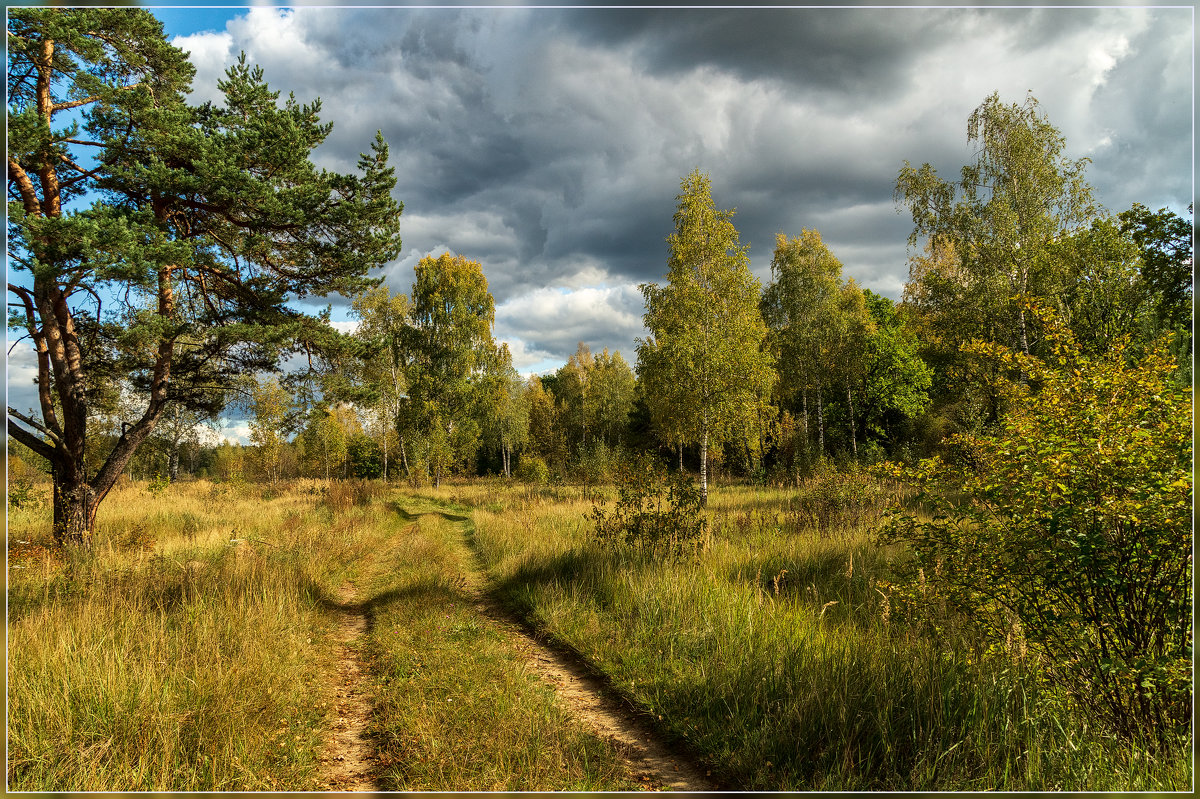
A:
574,441,616,485
588,454,706,558
347,433,383,480
787,461,896,537
514,455,550,485
323,479,381,513
882,308,1192,744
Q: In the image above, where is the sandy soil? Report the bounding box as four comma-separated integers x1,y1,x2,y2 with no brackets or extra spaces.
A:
317,584,378,792
317,508,718,792
455,517,718,792
497,611,718,791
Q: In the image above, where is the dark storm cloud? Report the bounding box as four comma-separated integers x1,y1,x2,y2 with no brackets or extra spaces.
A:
542,188,675,276
295,11,536,207
1001,7,1114,55
166,4,1191,374
262,7,959,297
562,7,948,98
420,130,532,205
1081,9,1193,211
9,4,1188,436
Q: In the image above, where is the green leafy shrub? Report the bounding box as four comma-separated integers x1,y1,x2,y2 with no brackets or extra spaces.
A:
515,455,550,485
347,433,383,480
882,307,1192,744
8,480,39,509
786,462,897,537
588,454,706,558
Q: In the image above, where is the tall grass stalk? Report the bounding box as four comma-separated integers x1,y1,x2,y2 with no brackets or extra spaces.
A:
467,479,1192,791
7,479,373,790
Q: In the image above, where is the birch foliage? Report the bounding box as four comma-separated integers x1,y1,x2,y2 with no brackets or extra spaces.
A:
637,170,773,501
895,92,1096,357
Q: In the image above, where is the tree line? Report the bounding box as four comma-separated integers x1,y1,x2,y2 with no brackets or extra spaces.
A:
281,90,1187,504
6,8,1192,543
231,91,1188,503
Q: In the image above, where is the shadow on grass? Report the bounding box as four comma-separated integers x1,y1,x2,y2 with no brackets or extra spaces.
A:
390,503,418,521
474,546,983,789
305,573,480,639
387,501,469,524
471,551,729,787
726,547,893,632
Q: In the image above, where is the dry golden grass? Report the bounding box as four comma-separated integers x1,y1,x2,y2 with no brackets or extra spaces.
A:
463,476,1193,792
7,480,362,790
8,475,1189,791
6,478,646,791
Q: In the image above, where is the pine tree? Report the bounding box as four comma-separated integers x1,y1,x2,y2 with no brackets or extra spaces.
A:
6,9,403,546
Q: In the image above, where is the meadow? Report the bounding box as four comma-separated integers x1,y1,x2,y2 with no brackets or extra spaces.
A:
6,471,1192,791
460,471,1191,791
6,477,639,791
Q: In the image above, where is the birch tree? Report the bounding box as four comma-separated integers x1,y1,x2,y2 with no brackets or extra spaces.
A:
248,376,291,483
586,349,636,448
637,170,773,503
481,344,528,478
761,230,842,458
404,253,496,487
351,285,411,479
895,92,1096,359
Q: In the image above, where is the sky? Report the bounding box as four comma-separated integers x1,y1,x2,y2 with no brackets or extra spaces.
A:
5,2,1195,441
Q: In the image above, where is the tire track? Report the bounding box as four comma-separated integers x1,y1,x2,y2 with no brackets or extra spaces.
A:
319,583,378,792
420,506,719,792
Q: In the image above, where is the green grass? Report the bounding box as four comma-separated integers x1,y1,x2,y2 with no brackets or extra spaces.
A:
8,474,1190,791
461,476,1193,791
355,501,640,790
7,479,642,791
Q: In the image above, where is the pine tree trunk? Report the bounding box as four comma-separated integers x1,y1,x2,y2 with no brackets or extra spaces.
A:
9,377,169,550
52,473,97,549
